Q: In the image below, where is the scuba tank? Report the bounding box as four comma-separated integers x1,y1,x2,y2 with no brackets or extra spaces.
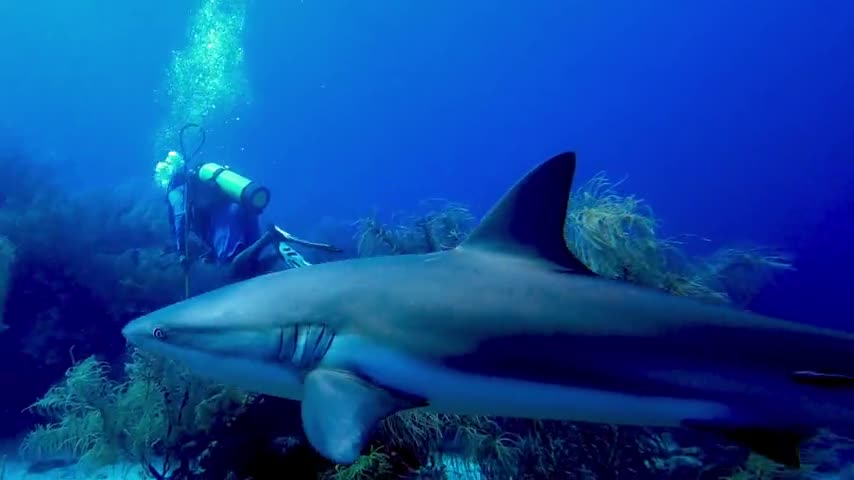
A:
197,162,271,213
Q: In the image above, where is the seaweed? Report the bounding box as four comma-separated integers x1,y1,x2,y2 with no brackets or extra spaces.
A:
355,200,474,257
19,356,120,468
323,446,394,480
565,172,674,287
19,350,249,475
564,172,794,304
694,246,795,307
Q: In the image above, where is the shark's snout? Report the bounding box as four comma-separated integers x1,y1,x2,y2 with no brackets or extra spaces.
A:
122,310,170,350
122,297,201,348
120,300,310,402
121,316,149,345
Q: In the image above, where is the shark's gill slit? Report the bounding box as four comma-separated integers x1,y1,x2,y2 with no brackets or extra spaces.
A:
275,327,284,361
278,324,334,370
316,326,334,362
292,327,306,364
277,326,296,363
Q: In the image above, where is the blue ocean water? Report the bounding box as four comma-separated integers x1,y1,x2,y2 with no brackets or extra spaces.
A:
2,1,851,322
0,0,852,478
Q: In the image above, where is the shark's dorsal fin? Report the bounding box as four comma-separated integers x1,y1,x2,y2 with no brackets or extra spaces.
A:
461,151,595,275
301,369,407,464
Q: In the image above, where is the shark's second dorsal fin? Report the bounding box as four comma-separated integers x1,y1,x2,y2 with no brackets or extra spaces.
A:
791,370,854,388
461,152,596,275
683,419,810,469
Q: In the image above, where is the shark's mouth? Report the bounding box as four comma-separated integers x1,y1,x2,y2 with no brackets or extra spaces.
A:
140,338,307,401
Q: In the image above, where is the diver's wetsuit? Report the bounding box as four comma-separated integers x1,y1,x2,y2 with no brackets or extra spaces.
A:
166,170,279,280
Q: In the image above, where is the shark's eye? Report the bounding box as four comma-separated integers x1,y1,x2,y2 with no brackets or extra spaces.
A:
152,327,167,340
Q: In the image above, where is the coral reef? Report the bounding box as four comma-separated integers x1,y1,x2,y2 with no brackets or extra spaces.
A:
723,431,854,479
20,350,248,475
565,172,672,286
0,148,231,436
355,200,475,257
694,246,795,307
564,172,794,303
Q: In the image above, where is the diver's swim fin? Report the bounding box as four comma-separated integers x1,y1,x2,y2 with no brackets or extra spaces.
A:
274,225,343,253
277,241,311,268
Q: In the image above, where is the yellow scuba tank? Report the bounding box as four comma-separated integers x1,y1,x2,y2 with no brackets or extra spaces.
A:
197,163,271,213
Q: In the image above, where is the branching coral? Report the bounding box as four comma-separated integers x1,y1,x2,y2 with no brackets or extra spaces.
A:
513,421,655,479
323,446,394,480
565,172,676,287
451,421,521,478
565,172,794,304
118,349,251,475
19,356,119,467
692,247,795,307
355,200,474,257
724,430,854,480
19,350,249,474
373,411,522,478
379,410,448,453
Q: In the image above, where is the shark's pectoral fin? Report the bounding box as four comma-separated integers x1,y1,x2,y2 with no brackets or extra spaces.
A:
791,370,854,388
301,368,411,464
684,420,812,468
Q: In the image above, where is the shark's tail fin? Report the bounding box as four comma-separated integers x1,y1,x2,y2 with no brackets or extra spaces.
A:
824,464,854,480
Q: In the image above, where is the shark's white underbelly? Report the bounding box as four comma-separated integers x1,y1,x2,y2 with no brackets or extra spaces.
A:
327,335,730,427
161,343,306,401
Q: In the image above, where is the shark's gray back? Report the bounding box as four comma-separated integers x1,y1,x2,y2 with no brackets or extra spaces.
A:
231,148,854,408
257,150,854,404
259,243,848,408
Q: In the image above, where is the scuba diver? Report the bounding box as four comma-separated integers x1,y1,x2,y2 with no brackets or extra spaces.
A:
154,148,342,281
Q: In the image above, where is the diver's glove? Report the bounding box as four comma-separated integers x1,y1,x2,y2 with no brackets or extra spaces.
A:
178,254,191,271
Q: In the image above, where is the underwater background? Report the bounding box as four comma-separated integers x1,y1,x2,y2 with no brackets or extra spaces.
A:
0,0,852,479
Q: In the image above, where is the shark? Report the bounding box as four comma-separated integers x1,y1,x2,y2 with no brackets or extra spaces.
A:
123,151,854,469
